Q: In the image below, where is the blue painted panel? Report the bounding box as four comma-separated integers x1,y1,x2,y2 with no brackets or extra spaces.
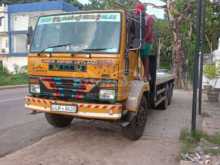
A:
11,31,27,34
10,52,28,57
8,1,78,13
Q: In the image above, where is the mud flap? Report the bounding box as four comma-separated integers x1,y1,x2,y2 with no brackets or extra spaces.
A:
121,80,149,127
125,80,149,112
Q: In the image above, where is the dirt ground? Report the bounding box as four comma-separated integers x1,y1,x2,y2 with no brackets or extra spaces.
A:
0,90,192,165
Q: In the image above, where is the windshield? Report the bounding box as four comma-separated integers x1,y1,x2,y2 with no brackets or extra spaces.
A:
31,12,121,54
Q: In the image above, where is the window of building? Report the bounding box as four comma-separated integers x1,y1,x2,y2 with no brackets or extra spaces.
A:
12,34,27,53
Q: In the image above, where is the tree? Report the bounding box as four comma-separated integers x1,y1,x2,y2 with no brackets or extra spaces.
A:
146,0,220,89
203,0,220,53
83,0,106,10
154,20,173,70
66,0,83,9
165,0,194,88
83,0,136,10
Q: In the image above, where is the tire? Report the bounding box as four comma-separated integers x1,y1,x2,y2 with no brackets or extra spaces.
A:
157,85,168,110
45,113,73,128
122,96,148,140
168,84,173,105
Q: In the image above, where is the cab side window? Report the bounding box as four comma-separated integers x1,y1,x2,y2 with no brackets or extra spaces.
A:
127,15,141,49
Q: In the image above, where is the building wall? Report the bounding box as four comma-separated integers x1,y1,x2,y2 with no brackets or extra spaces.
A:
11,10,64,31
0,35,9,53
11,14,29,31
0,4,9,54
1,56,27,73
10,10,65,55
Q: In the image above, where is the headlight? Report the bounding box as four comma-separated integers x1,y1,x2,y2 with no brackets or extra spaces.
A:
30,84,40,94
99,89,115,101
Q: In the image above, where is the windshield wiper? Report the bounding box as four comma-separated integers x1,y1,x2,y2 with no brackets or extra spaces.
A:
37,46,112,56
38,43,74,55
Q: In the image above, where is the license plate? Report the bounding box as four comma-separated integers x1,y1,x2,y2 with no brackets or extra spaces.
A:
51,104,77,113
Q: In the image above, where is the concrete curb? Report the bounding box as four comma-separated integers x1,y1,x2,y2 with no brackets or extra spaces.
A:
0,84,28,90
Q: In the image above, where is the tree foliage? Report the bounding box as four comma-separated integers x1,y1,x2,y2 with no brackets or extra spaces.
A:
204,0,220,52
155,0,219,84
66,0,83,9
83,0,136,10
1,0,219,87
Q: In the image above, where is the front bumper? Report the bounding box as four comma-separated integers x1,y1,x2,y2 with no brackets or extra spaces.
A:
25,96,122,120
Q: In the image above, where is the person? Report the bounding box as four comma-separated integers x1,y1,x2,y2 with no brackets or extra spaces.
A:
135,1,155,81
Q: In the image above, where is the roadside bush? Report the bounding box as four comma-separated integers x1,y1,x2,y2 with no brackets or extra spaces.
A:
180,129,220,155
0,66,9,75
0,64,28,86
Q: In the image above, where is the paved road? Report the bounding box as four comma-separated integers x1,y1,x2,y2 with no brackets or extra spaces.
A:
0,89,192,165
0,88,61,157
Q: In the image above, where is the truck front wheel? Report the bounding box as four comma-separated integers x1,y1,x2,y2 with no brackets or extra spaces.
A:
45,113,74,128
122,96,148,140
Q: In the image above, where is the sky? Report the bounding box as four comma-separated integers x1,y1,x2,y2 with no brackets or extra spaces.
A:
78,0,165,19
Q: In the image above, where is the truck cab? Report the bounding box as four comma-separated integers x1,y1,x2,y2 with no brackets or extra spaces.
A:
25,10,175,140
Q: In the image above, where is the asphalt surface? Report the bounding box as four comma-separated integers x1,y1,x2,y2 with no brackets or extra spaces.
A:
0,89,193,165
0,88,61,157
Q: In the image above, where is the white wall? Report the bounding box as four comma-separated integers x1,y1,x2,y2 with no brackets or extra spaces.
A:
11,14,29,31
11,10,65,31
2,56,27,73
0,36,9,53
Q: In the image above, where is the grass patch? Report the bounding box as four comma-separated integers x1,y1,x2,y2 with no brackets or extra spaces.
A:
180,129,220,156
207,133,220,145
0,71,28,86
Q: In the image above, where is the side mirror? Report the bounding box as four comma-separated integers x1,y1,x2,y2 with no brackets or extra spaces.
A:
27,26,33,45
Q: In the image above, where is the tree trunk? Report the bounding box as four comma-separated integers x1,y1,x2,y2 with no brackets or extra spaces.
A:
172,27,187,88
166,0,189,89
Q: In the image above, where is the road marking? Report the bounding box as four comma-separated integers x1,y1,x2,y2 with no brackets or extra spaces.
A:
0,97,24,103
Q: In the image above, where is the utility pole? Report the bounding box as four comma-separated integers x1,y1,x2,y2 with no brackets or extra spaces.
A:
192,0,201,133
198,0,206,115
192,0,205,133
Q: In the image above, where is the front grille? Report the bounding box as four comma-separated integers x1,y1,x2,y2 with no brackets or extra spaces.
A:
39,77,100,100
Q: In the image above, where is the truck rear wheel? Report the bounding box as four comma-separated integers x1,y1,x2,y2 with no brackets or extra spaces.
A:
122,96,148,140
45,113,73,128
168,84,173,105
157,85,168,110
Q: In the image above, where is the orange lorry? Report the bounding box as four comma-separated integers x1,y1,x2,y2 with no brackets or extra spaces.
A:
25,10,175,140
